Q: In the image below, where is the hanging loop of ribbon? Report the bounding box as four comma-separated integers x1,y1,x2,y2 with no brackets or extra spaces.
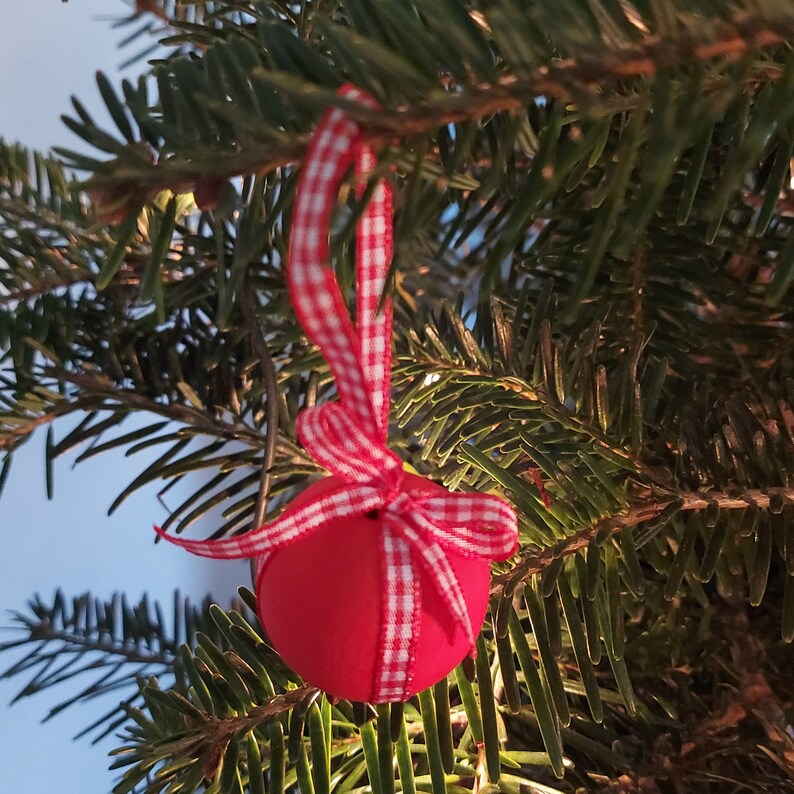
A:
155,86,518,702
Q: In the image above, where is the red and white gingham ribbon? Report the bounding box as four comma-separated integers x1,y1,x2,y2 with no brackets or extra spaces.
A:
155,86,518,702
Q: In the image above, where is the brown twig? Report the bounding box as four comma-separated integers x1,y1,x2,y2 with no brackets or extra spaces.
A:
134,0,170,24
240,289,280,529
50,369,268,447
0,414,57,452
22,622,176,667
630,249,645,344
196,685,318,777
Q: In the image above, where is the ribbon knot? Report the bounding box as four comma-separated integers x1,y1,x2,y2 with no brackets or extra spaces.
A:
154,86,518,702
384,488,410,515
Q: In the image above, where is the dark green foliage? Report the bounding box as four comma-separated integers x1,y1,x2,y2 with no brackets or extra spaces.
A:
5,0,794,792
0,590,223,742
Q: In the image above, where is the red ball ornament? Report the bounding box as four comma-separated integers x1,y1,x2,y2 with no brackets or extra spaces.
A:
153,87,518,705
255,472,491,702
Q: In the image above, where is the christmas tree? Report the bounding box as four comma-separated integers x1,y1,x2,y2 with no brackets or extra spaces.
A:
4,1,794,791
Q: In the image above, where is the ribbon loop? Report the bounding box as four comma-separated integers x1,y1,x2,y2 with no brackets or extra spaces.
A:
297,403,403,485
288,86,392,442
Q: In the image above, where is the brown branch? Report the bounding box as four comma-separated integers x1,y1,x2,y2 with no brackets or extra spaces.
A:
166,684,319,778
134,0,170,24
0,413,59,452
51,369,268,448
20,622,176,667
491,487,794,597
0,281,84,305
0,245,236,307
0,272,147,305
80,14,794,207
241,289,281,529
631,249,645,343
204,685,317,741
365,22,786,136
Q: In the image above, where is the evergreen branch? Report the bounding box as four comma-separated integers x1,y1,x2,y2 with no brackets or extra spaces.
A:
1,280,87,305
0,197,99,243
52,369,267,447
492,486,794,597
0,591,220,740
77,9,794,206
170,684,318,762
19,624,175,668
401,352,652,480
1,367,260,461
0,271,175,305
16,366,319,536
0,249,217,305
363,23,788,135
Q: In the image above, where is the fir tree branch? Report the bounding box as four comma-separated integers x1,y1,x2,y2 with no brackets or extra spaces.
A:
52,369,267,447
0,197,98,242
20,623,175,668
0,262,220,305
79,11,794,210
179,685,318,772
0,591,222,741
1,281,84,305
400,352,654,481
492,487,794,597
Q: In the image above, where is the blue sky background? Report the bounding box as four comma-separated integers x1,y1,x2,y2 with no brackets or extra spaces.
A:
0,3,248,791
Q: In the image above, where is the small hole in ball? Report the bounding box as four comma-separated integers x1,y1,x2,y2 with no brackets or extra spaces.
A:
364,509,380,520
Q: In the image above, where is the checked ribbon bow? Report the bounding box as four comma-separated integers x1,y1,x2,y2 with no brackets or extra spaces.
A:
155,86,518,702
